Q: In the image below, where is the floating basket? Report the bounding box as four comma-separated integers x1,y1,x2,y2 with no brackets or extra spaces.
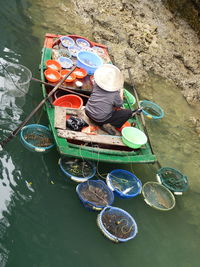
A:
106,169,142,199
59,158,96,182
97,206,138,243
142,182,176,211
140,100,164,119
156,167,189,195
20,124,54,153
76,180,114,211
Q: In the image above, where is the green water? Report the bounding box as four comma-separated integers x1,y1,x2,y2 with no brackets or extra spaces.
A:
0,1,200,266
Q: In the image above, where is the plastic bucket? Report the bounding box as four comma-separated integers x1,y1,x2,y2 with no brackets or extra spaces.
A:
140,100,164,119
121,127,147,149
106,169,142,198
4,63,32,97
123,89,136,109
60,69,76,82
77,51,103,75
20,124,54,153
46,60,62,71
44,68,61,83
53,94,83,109
97,206,138,243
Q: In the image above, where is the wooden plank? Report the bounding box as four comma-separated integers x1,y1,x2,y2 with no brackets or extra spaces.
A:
54,106,67,129
57,129,126,146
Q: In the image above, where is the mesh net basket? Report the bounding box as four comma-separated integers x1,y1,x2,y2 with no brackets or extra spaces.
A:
97,206,138,243
59,157,96,182
140,100,164,119
142,182,176,211
76,180,114,211
156,167,189,193
106,169,142,198
20,124,54,152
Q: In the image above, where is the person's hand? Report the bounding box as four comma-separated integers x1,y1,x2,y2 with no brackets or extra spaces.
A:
120,88,124,100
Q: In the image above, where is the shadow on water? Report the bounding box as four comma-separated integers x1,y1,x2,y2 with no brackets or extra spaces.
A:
0,0,200,267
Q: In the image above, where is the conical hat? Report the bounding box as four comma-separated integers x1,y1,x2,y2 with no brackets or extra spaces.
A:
94,64,124,92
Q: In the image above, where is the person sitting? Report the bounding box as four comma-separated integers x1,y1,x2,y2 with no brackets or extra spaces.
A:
85,64,141,135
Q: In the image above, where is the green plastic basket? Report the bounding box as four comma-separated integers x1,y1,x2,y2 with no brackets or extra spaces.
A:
156,167,189,194
121,127,147,149
123,89,136,109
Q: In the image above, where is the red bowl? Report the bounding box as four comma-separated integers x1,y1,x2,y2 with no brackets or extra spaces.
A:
73,67,87,79
46,60,62,71
44,68,61,83
60,69,76,82
53,94,83,109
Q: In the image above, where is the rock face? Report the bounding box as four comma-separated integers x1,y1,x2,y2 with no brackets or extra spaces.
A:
73,0,200,105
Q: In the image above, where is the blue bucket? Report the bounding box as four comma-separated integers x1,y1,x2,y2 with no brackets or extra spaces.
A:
140,100,164,119
58,157,96,183
106,169,142,198
77,51,103,75
20,124,54,153
76,180,114,211
97,206,138,243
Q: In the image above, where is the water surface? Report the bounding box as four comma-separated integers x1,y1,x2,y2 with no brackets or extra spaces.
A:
0,1,199,266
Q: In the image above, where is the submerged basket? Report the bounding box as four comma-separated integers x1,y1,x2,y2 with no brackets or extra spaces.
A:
20,124,54,152
106,169,142,198
140,100,164,119
142,182,176,211
97,206,138,243
59,157,96,182
76,180,114,211
156,167,189,194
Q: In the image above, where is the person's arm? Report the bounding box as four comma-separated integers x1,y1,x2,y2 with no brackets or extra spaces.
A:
120,88,124,100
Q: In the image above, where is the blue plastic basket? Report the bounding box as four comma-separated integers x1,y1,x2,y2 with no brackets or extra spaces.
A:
97,206,138,243
140,100,164,119
58,157,96,183
68,46,81,57
76,180,114,211
77,51,103,75
106,169,142,198
57,57,73,69
20,124,54,153
60,36,75,48
76,38,90,48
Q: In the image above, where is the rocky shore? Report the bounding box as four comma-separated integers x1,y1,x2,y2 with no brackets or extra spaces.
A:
74,0,200,107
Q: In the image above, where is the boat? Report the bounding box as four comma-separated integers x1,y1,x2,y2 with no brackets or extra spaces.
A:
40,33,157,164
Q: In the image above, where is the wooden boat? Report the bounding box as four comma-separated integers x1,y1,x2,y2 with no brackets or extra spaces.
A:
40,33,156,164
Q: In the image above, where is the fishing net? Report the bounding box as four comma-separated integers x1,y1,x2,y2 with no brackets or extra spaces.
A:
142,182,176,211
140,100,164,119
157,167,189,193
97,206,138,242
76,180,114,210
106,169,142,198
20,124,54,152
59,157,96,182
4,63,32,97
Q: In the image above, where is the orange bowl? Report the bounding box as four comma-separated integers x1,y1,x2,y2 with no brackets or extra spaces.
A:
116,121,131,132
53,94,83,109
60,69,76,82
46,60,61,71
44,68,61,83
73,67,87,79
